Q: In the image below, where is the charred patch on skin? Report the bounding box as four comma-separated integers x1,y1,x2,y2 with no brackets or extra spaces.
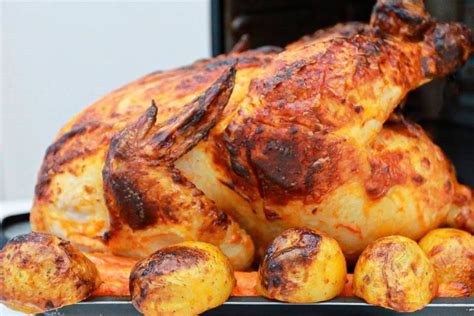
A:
220,120,351,205
103,171,167,230
426,23,472,77
102,105,165,230
371,0,432,41
259,228,322,296
251,138,303,189
223,127,251,179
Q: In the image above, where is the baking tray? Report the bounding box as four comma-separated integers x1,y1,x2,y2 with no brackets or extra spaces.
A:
38,297,474,316
2,213,474,316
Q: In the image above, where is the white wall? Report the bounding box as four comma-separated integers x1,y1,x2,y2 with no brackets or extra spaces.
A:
0,0,211,201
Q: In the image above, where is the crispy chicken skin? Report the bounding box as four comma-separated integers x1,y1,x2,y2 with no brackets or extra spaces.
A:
31,0,473,268
286,22,371,50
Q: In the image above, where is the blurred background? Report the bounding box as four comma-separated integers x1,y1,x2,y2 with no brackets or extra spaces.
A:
1,0,473,206
1,1,210,203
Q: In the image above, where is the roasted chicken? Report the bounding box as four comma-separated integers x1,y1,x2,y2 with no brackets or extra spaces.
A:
31,0,473,269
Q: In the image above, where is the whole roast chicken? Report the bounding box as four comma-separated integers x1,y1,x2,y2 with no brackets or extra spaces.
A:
31,0,473,269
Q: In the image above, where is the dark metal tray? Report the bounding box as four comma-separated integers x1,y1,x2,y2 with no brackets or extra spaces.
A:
2,213,474,315
39,296,474,316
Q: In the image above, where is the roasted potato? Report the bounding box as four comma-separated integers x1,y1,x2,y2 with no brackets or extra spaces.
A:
353,235,437,312
257,227,346,303
419,228,473,294
0,232,101,313
130,241,235,316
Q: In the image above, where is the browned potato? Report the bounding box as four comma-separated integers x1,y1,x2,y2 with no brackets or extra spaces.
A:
0,232,101,313
353,235,437,312
419,228,473,294
257,227,346,303
130,241,235,316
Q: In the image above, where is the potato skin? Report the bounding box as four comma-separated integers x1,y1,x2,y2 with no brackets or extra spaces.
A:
419,228,473,294
129,241,235,316
0,232,101,313
257,227,347,303
353,235,437,312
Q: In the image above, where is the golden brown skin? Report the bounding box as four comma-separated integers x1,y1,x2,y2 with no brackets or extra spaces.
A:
286,22,371,50
446,186,474,233
31,0,473,268
101,66,257,270
353,235,438,312
30,49,277,270
438,282,472,298
419,228,474,295
257,228,346,302
129,241,235,316
0,232,101,313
